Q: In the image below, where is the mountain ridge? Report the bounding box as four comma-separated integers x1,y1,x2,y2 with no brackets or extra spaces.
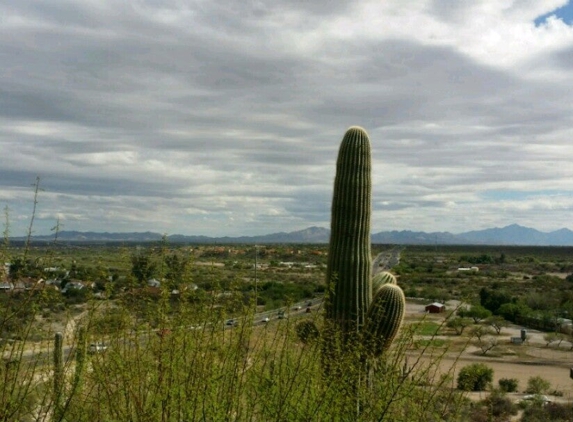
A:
16,224,573,246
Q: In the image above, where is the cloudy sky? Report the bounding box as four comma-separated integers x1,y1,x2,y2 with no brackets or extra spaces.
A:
2,0,573,237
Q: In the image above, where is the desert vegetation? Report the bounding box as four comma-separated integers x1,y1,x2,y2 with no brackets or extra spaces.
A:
4,129,573,421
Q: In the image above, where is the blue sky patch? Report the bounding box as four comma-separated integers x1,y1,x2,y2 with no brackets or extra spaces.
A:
534,1,573,26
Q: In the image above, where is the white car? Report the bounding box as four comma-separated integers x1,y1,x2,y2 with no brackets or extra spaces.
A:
520,394,551,404
261,317,270,323
88,343,107,354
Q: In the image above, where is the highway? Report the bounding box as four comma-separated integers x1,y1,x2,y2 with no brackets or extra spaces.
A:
11,248,402,364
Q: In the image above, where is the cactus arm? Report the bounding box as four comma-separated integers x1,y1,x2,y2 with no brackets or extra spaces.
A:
371,271,397,294
363,283,406,356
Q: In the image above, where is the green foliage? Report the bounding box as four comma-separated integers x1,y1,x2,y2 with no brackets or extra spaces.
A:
498,377,519,393
485,315,508,335
412,321,440,336
164,251,191,289
131,251,157,284
526,376,551,395
458,304,492,323
497,302,532,322
459,254,494,264
53,332,64,420
479,288,512,314
457,363,493,391
446,317,473,335
471,389,517,421
521,402,573,422
295,320,320,344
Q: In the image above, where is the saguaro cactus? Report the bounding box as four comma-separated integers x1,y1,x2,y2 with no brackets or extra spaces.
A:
324,127,405,356
53,332,64,419
72,327,86,394
325,126,372,335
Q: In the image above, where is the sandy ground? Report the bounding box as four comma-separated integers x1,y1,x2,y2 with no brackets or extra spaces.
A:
405,300,573,403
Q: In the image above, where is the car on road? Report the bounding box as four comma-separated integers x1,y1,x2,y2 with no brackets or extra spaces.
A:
277,310,287,319
88,343,107,354
225,319,237,326
261,317,270,323
293,305,302,311
520,394,551,404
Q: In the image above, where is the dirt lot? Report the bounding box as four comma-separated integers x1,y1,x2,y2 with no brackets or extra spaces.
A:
406,300,573,402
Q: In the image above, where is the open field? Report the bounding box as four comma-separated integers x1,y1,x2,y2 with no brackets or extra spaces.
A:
403,301,573,404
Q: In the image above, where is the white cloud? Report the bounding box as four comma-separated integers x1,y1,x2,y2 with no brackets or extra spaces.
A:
1,0,573,236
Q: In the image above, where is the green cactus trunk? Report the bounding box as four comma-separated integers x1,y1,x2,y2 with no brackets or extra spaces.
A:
72,327,86,395
322,126,406,400
53,332,64,420
325,126,372,335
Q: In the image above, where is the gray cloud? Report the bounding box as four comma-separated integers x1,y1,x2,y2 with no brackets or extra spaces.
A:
1,0,573,236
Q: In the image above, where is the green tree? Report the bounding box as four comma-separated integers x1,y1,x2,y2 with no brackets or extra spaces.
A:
131,251,157,284
486,315,508,335
459,304,492,323
498,302,532,323
164,252,190,290
446,317,473,335
457,363,493,391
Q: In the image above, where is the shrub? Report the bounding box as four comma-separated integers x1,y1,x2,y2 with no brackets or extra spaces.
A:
482,389,518,420
526,376,551,394
457,363,493,391
498,377,519,393
521,402,573,422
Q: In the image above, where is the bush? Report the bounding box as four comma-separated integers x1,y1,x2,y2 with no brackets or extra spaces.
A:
483,389,518,420
526,376,551,395
521,402,573,422
498,377,519,393
457,363,493,391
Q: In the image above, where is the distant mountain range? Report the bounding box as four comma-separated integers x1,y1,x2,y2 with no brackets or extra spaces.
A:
16,224,573,246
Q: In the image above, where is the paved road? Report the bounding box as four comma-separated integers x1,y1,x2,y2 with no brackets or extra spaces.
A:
372,246,402,274
13,249,403,363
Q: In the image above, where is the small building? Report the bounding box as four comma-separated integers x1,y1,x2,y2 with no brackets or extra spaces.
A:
425,302,446,313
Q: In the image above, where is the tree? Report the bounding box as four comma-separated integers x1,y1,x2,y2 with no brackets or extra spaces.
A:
459,304,492,323
479,288,512,314
131,252,157,284
446,317,473,335
164,252,190,290
497,302,532,323
485,315,508,335
457,363,493,391
470,326,497,355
